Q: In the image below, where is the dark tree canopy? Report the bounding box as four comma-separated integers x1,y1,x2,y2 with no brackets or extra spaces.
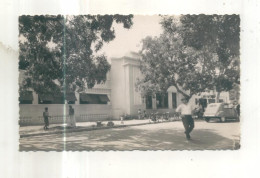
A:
138,15,240,99
19,15,133,94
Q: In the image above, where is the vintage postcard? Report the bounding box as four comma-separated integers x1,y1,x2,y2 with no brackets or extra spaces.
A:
18,15,240,151
1,0,260,177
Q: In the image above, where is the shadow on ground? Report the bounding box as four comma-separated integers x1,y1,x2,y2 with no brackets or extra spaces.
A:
20,123,239,151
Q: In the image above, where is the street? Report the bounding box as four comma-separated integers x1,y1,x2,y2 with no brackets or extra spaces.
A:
20,120,240,151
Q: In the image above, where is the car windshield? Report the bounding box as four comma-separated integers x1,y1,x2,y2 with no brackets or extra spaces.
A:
205,103,221,114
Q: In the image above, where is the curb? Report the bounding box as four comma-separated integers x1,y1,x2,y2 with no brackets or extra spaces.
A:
20,124,127,138
20,120,180,138
20,121,150,138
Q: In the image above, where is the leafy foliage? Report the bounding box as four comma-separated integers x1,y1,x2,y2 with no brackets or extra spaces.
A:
138,15,240,99
19,15,133,94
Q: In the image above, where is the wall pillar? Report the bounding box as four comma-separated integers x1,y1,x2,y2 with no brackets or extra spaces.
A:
129,65,134,114
75,93,80,105
32,91,38,105
152,96,157,109
124,65,131,114
176,93,182,107
168,92,173,109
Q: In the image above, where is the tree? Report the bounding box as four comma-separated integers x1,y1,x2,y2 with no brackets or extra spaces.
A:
177,15,240,95
19,15,133,94
137,15,240,100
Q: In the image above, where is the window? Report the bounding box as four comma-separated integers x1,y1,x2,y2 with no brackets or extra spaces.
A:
172,93,177,108
38,92,77,104
38,94,54,104
80,93,109,104
66,93,77,104
98,95,110,104
156,93,168,109
19,91,33,104
145,95,152,109
208,99,216,104
53,93,65,104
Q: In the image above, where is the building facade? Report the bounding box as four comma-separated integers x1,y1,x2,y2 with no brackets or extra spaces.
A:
110,52,184,119
19,70,112,125
19,52,233,125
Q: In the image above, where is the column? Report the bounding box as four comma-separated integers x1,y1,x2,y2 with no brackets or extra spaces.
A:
168,92,173,109
152,95,157,109
32,91,38,105
124,65,130,114
75,93,80,105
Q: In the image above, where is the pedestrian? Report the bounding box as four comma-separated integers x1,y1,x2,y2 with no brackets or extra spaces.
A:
138,109,142,119
43,107,51,130
233,101,240,117
236,103,240,117
176,97,196,140
69,105,76,128
143,110,147,119
120,115,124,124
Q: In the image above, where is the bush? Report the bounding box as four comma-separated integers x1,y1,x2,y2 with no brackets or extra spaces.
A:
96,121,103,127
120,114,138,120
107,121,114,127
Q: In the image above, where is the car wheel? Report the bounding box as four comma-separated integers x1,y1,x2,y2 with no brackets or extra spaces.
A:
205,118,210,122
220,117,226,122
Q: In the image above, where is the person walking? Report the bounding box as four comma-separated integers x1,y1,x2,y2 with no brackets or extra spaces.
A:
176,97,196,140
143,110,147,119
233,101,240,117
43,107,51,130
138,109,142,119
69,105,76,128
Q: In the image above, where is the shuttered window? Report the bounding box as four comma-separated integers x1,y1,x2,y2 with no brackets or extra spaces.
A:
80,93,109,104
19,91,33,104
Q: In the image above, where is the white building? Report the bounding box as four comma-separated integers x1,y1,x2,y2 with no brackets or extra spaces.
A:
19,52,233,125
110,52,184,119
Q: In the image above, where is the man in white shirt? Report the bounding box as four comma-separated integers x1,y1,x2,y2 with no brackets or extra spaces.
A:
176,97,196,140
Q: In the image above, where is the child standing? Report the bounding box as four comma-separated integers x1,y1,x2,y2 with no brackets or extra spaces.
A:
43,107,51,130
69,105,76,128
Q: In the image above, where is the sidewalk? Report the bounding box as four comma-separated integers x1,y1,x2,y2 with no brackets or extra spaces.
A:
20,119,163,138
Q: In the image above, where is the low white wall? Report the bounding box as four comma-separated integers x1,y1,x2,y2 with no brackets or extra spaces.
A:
19,104,113,126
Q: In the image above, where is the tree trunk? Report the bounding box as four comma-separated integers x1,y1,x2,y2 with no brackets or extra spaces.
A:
216,92,220,103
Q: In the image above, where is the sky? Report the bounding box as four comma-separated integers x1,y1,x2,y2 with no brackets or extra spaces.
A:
0,15,163,55
100,15,163,59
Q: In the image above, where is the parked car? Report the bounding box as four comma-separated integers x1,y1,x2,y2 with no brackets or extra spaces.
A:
203,103,239,122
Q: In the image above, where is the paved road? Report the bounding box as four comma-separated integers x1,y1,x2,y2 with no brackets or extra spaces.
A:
19,120,240,151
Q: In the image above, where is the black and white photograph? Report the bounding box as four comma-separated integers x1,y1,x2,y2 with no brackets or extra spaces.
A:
18,14,240,151
1,0,260,177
